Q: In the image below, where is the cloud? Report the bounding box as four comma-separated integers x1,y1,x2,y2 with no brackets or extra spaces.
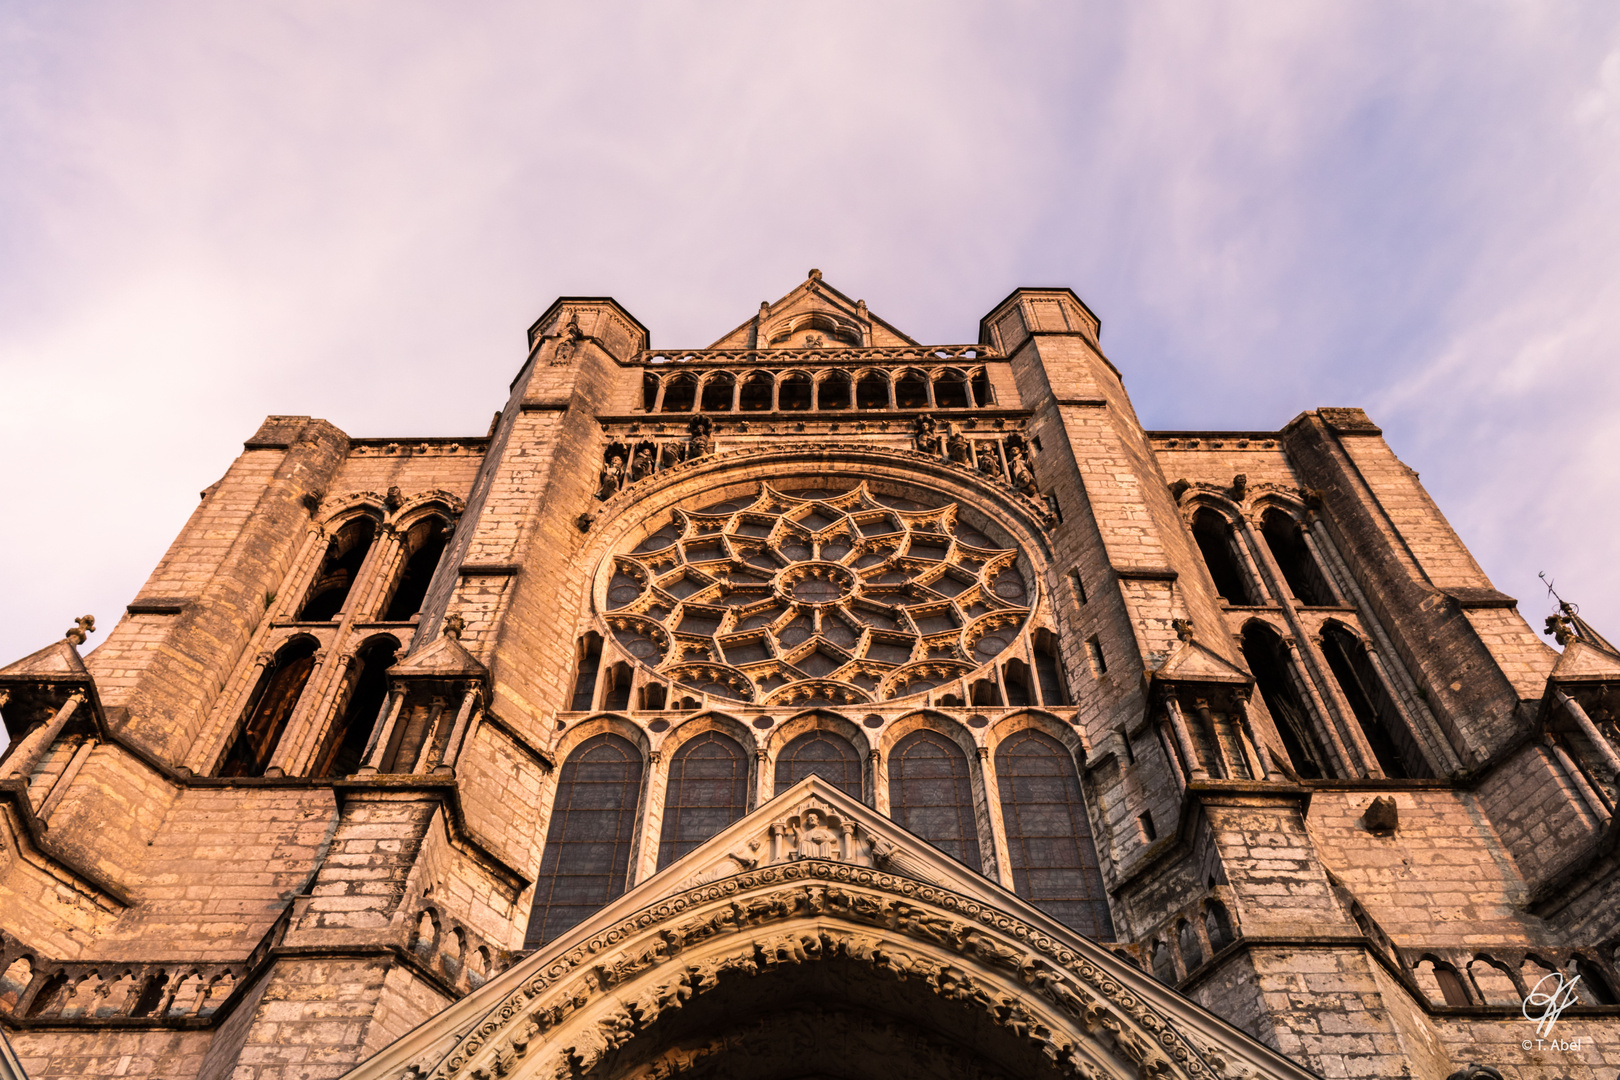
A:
3,1,1619,691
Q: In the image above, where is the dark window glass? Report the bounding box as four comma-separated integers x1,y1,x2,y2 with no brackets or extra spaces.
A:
996,729,1114,939
774,731,861,798
524,734,644,947
888,730,981,872
299,517,377,621
220,639,319,777
657,732,749,869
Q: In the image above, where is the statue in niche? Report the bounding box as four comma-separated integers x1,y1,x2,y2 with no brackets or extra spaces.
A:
911,414,940,456
688,416,715,458
946,423,973,465
976,444,1000,477
630,444,657,483
794,810,839,860
1007,444,1037,495
596,454,625,501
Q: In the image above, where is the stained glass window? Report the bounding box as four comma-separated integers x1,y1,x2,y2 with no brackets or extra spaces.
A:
657,731,749,869
996,729,1114,939
524,734,644,948
888,730,982,872
774,731,861,799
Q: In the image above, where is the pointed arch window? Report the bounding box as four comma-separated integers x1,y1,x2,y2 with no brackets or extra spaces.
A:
220,638,319,777
524,733,644,947
1191,509,1254,605
774,731,861,798
383,517,450,621
299,517,377,620
888,730,981,872
1319,625,1428,778
995,729,1114,939
312,636,398,778
1260,510,1335,606
1240,624,1326,779
657,731,749,869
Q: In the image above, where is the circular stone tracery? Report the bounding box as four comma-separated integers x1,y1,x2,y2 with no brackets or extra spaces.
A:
600,481,1032,705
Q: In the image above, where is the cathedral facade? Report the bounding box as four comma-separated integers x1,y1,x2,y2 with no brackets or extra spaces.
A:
1,274,1618,1080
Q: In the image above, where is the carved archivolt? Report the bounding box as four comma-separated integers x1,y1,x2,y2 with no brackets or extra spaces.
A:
404,862,1272,1080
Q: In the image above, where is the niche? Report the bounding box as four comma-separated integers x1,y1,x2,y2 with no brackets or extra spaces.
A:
571,633,603,711
817,372,852,410
855,371,890,410
700,373,735,412
661,375,696,413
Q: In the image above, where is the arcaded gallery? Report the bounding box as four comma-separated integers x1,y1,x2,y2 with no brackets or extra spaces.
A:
2,273,1618,1080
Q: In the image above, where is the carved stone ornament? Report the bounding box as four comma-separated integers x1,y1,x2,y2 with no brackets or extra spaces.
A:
343,778,1316,1080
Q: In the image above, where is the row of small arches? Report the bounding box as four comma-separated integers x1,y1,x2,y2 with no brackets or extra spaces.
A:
0,958,235,1020
1415,951,1620,1008
643,368,995,414
523,726,1113,948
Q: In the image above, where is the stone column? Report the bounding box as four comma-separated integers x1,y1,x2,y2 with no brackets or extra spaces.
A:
1163,693,1208,781
358,690,407,774
1,692,84,783
1557,689,1620,779
1282,639,1360,777
1230,688,1273,781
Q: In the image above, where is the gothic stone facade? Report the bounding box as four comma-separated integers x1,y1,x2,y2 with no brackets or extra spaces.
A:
2,274,1618,1080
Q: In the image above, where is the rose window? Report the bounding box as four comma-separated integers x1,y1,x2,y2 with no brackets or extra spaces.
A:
599,482,1032,706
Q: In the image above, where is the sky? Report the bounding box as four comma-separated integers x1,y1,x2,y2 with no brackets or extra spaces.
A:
3,3,1619,681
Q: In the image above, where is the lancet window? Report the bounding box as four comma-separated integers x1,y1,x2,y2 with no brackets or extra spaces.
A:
1260,509,1335,606
1191,508,1255,606
525,734,644,948
312,636,398,778
1319,624,1428,779
298,517,377,621
995,729,1114,939
887,729,981,872
656,731,750,869
774,731,861,799
382,516,450,621
220,637,319,777
1240,623,1326,779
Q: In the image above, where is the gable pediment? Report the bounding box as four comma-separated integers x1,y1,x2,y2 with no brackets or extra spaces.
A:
707,271,919,350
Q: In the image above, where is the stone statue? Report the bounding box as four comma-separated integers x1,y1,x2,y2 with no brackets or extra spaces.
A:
630,445,657,483
946,424,972,466
975,444,1000,476
794,810,838,860
688,416,715,459
1007,444,1037,494
597,454,625,501
911,414,939,455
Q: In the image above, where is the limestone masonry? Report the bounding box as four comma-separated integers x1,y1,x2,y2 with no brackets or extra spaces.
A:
2,274,1618,1080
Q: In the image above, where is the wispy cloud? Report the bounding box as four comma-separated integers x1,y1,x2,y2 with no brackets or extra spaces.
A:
3,2,1618,674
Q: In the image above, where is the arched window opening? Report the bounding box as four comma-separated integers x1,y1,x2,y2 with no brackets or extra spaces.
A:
657,731,749,869
1178,919,1204,971
1416,958,1471,1006
299,517,377,621
700,373,735,412
1573,959,1619,1005
313,636,398,778
1320,625,1427,779
1204,901,1234,952
739,373,773,412
778,373,812,411
1261,510,1335,606
969,369,993,407
895,370,929,409
642,373,659,411
888,730,982,872
855,371,890,410
524,734,644,947
1240,625,1325,779
970,679,1002,707
996,729,1114,939
774,730,861,799
602,662,633,712
1191,509,1254,605
817,372,852,410
1034,633,1067,706
571,633,603,712
934,370,970,409
1002,659,1034,707
640,684,667,711
383,517,450,621
220,638,319,777
1151,941,1176,984
661,375,696,413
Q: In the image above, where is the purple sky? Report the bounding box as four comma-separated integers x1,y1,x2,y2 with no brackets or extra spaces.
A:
4,3,1619,680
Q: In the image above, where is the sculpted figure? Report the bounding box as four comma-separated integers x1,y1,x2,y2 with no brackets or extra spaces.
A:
912,414,940,455
946,423,973,465
1007,444,1037,494
794,810,839,859
976,444,1000,476
597,454,625,501
630,445,656,482
687,416,715,458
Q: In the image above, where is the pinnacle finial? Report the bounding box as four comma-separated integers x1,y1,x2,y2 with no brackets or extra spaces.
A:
442,613,466,641
808,268,822,281
66,615,96,645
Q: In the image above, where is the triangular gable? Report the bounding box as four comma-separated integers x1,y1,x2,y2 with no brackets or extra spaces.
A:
342,777,1320,1080
0,639,90,683
389,634,487,681
1154,639,1251,685
707,271,919,350
1549,638,1620,682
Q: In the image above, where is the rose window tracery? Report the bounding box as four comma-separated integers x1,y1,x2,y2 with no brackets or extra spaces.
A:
600,482,1032,705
